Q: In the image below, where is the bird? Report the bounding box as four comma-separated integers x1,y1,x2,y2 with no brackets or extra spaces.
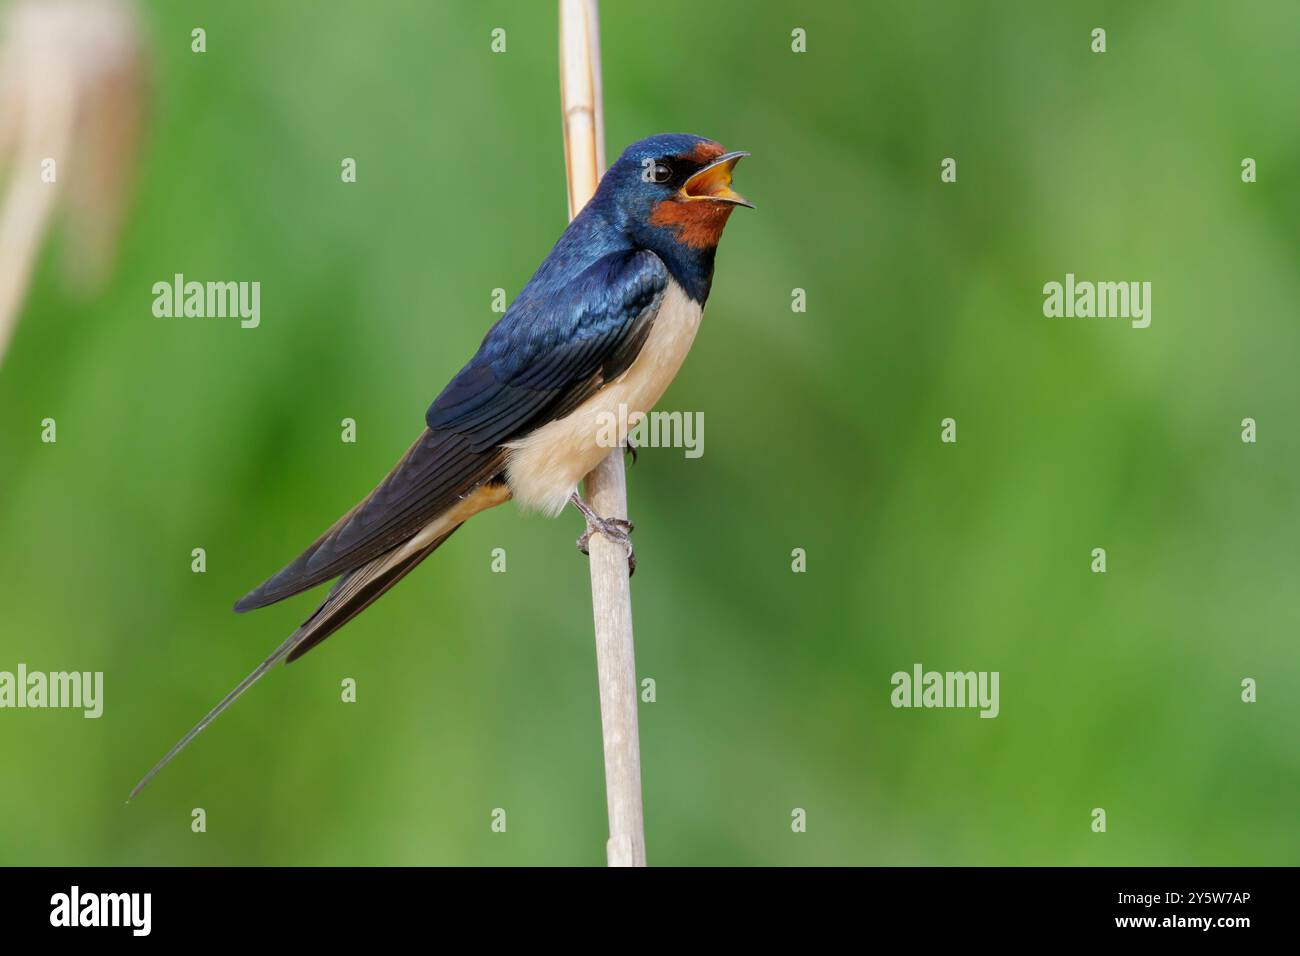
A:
128,133,751,800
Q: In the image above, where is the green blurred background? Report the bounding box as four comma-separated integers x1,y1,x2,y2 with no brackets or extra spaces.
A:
1,0,1297,865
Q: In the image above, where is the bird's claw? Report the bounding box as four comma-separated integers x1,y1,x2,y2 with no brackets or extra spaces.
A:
624,434,638,466
576,516,636,576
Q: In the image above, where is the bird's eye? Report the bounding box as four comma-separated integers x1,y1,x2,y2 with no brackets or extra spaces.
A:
644,158,676,183
639,158,675,184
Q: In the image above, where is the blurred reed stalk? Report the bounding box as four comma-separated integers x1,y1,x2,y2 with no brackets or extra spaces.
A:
558,0,647,868
0,0,145,366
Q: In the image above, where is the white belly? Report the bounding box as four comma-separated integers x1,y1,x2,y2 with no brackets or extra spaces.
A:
504,279,703,515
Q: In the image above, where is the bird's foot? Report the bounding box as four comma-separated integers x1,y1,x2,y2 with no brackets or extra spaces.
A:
576,516,636,570
569,492,636,575
624,434,638,467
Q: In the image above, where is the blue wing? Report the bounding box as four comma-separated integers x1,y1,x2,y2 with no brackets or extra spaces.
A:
235,248,668,611
426,248,667,446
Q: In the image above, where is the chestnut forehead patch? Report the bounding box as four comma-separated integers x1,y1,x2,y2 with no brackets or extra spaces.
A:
680,141,725,165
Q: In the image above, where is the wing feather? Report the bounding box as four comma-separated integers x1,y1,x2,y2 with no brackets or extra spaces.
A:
233,248,668,612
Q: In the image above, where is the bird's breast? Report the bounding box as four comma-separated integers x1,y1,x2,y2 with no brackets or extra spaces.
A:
504,279,703,515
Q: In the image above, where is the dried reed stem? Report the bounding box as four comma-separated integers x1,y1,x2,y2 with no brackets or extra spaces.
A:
557,0,646,868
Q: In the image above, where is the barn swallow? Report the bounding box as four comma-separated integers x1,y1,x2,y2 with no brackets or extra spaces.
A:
129,133,750,799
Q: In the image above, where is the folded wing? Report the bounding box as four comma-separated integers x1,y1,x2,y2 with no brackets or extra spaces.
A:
233,248,668,612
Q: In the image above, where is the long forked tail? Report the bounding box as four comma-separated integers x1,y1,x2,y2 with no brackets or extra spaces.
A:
127,523,466,802
127,627,304,801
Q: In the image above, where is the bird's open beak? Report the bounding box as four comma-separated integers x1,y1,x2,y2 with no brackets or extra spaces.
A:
681,151,753,208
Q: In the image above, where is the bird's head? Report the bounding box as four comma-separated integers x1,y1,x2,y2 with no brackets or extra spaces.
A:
596,133,751,257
